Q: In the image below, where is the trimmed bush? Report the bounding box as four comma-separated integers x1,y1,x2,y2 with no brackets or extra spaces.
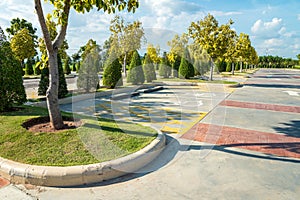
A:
127,50,145,85
143,54,156,82
159,52,171,78
25,57,35,75
179,48,194,79
77,48,100,92
103,58,123,89
38,54,68,98
0,29,26,111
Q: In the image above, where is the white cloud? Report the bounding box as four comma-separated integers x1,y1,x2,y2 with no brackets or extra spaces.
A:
251,18,283,35
210,11,243,17
297,14,300,21
263,38,283,48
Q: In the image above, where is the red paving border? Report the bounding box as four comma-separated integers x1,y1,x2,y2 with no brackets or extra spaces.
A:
0,177,10,188
182,123,300,159
220,100,300,113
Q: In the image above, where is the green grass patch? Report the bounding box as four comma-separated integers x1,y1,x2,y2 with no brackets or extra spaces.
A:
156,78,238,85
0,106,157,166
293,65,300,69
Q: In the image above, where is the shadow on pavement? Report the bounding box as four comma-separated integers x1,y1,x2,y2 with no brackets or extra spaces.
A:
244,83,300,89
273,120,300,138
64,135,300,189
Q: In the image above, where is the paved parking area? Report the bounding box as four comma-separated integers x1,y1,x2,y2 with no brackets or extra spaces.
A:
1,69,300,199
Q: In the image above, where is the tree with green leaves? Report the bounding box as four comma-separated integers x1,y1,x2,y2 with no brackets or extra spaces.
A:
235,33,252,72
189,14,236,80
103,39,123,89
6,18,38,43
0,26,26,111
25,57,35,75
10,28,36,69
179,48,194,79
63,56,71,75
127,50,144,85
167,33,188,76
110,15,145,77
146,43,160,70
159,52,171,78
143,53,156,82
77,46,100,92
34,0,139,129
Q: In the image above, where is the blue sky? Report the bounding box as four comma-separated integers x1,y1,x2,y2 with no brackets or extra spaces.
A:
0,0,299,58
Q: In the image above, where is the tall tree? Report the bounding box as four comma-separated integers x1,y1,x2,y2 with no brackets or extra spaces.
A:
10,28,36,68
110,15,145,77
37,14,68,100
189,14,236,80
34,0,139,129
235,33,252,72
167,33,188,75
146,43,160,70
6,18,38,42
0,26,26,111
77,46,100,92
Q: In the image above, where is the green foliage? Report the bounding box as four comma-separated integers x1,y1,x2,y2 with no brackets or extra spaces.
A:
0,28,26,111
216,59,227,72
34,57,41,75
159,52,171,78
226,62,233,72
143,54,156,82
179,48,194,79
57,55,68,98
77,47,100,92
10,28,35,63
127,50,144,85
103,57,123,89
6,18,37,40
172,54,181,77
38,67,49,96
38,55,68,98
25,57,35,75
63,56,71,75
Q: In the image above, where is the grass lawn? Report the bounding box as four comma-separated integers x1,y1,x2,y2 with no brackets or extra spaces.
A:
156,78,238,85
0,106,157,166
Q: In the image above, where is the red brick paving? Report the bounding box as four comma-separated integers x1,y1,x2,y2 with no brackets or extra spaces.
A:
182,123,300,158
0,177,10,188
220,100,300,113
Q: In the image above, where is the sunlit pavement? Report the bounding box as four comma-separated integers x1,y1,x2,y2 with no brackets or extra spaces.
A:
2,69,300,199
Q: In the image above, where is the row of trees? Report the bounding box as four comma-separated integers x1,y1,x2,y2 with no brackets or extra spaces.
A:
258,55,297,68
1,0,296,130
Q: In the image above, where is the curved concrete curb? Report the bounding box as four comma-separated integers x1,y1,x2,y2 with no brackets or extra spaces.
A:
0,129,166,187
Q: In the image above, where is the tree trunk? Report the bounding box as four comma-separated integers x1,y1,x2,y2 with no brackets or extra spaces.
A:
123,53,127,77
47,51,64,129
240,61,243,73
209,59,214,81
35,0,70,130
231,62,235,75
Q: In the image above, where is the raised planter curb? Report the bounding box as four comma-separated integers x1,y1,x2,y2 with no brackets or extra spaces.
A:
0,129,166,187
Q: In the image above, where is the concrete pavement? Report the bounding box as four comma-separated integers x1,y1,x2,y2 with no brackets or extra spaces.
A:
1,69,300,199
